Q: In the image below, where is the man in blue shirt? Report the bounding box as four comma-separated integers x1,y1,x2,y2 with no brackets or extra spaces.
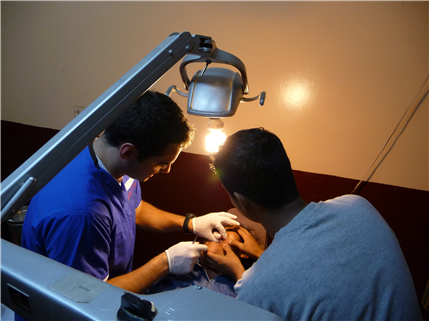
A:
21,91,239,297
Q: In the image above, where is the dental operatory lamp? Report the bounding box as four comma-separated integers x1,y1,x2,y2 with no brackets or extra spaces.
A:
166,43,266,152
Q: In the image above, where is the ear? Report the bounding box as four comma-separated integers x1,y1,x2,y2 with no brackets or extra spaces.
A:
118,143,138,160
233,192,249,211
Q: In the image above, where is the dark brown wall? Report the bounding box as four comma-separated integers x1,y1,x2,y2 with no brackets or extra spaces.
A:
2,120,428,318
1,121,60,241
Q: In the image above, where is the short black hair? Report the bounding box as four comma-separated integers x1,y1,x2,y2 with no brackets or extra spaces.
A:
102,90,194,161
211,128,299,210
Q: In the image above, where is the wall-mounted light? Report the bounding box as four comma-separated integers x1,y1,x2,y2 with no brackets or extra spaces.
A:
166,39,266,153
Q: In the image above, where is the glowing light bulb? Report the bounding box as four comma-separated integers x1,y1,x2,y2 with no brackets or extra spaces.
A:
205,118,226,153
206,129,226,153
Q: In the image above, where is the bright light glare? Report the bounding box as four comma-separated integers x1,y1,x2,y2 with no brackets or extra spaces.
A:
282,78,313,108
206,130,226,153
286,84,307,106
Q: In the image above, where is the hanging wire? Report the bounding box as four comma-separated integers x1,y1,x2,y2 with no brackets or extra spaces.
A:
351,75,429,194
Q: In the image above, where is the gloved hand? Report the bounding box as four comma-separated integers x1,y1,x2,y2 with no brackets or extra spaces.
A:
165,242,208,275
193,212,240,242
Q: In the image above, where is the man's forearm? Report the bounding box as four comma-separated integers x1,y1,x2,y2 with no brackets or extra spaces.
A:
135,201,191,233
106,252,169,293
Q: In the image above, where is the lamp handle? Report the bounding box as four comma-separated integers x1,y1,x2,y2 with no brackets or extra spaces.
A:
241,91,266,106
179,40,249,95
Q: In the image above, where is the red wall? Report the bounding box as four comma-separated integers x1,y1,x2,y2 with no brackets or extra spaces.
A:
2,120,428,318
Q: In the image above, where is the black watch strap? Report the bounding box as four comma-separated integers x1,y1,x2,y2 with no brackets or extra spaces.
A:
183,213,196,234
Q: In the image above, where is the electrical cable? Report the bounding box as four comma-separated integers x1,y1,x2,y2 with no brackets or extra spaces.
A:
351,75,429,194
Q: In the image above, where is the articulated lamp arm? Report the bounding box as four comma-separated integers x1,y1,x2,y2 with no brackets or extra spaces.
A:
1,32,211,222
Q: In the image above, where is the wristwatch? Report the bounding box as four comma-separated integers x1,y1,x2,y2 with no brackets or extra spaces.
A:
183,213,196,234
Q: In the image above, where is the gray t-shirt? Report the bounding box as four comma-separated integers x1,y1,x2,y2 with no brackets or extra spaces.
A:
235,195,422,321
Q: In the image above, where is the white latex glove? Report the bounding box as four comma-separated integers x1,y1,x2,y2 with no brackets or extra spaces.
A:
193,212,240,242
165,241,208,275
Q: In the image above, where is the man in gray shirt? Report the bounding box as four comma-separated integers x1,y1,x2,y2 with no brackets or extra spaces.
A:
205,127,422,321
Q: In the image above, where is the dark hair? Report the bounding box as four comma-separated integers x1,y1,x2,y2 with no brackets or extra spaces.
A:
211,128,299,210
102,90,194,161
